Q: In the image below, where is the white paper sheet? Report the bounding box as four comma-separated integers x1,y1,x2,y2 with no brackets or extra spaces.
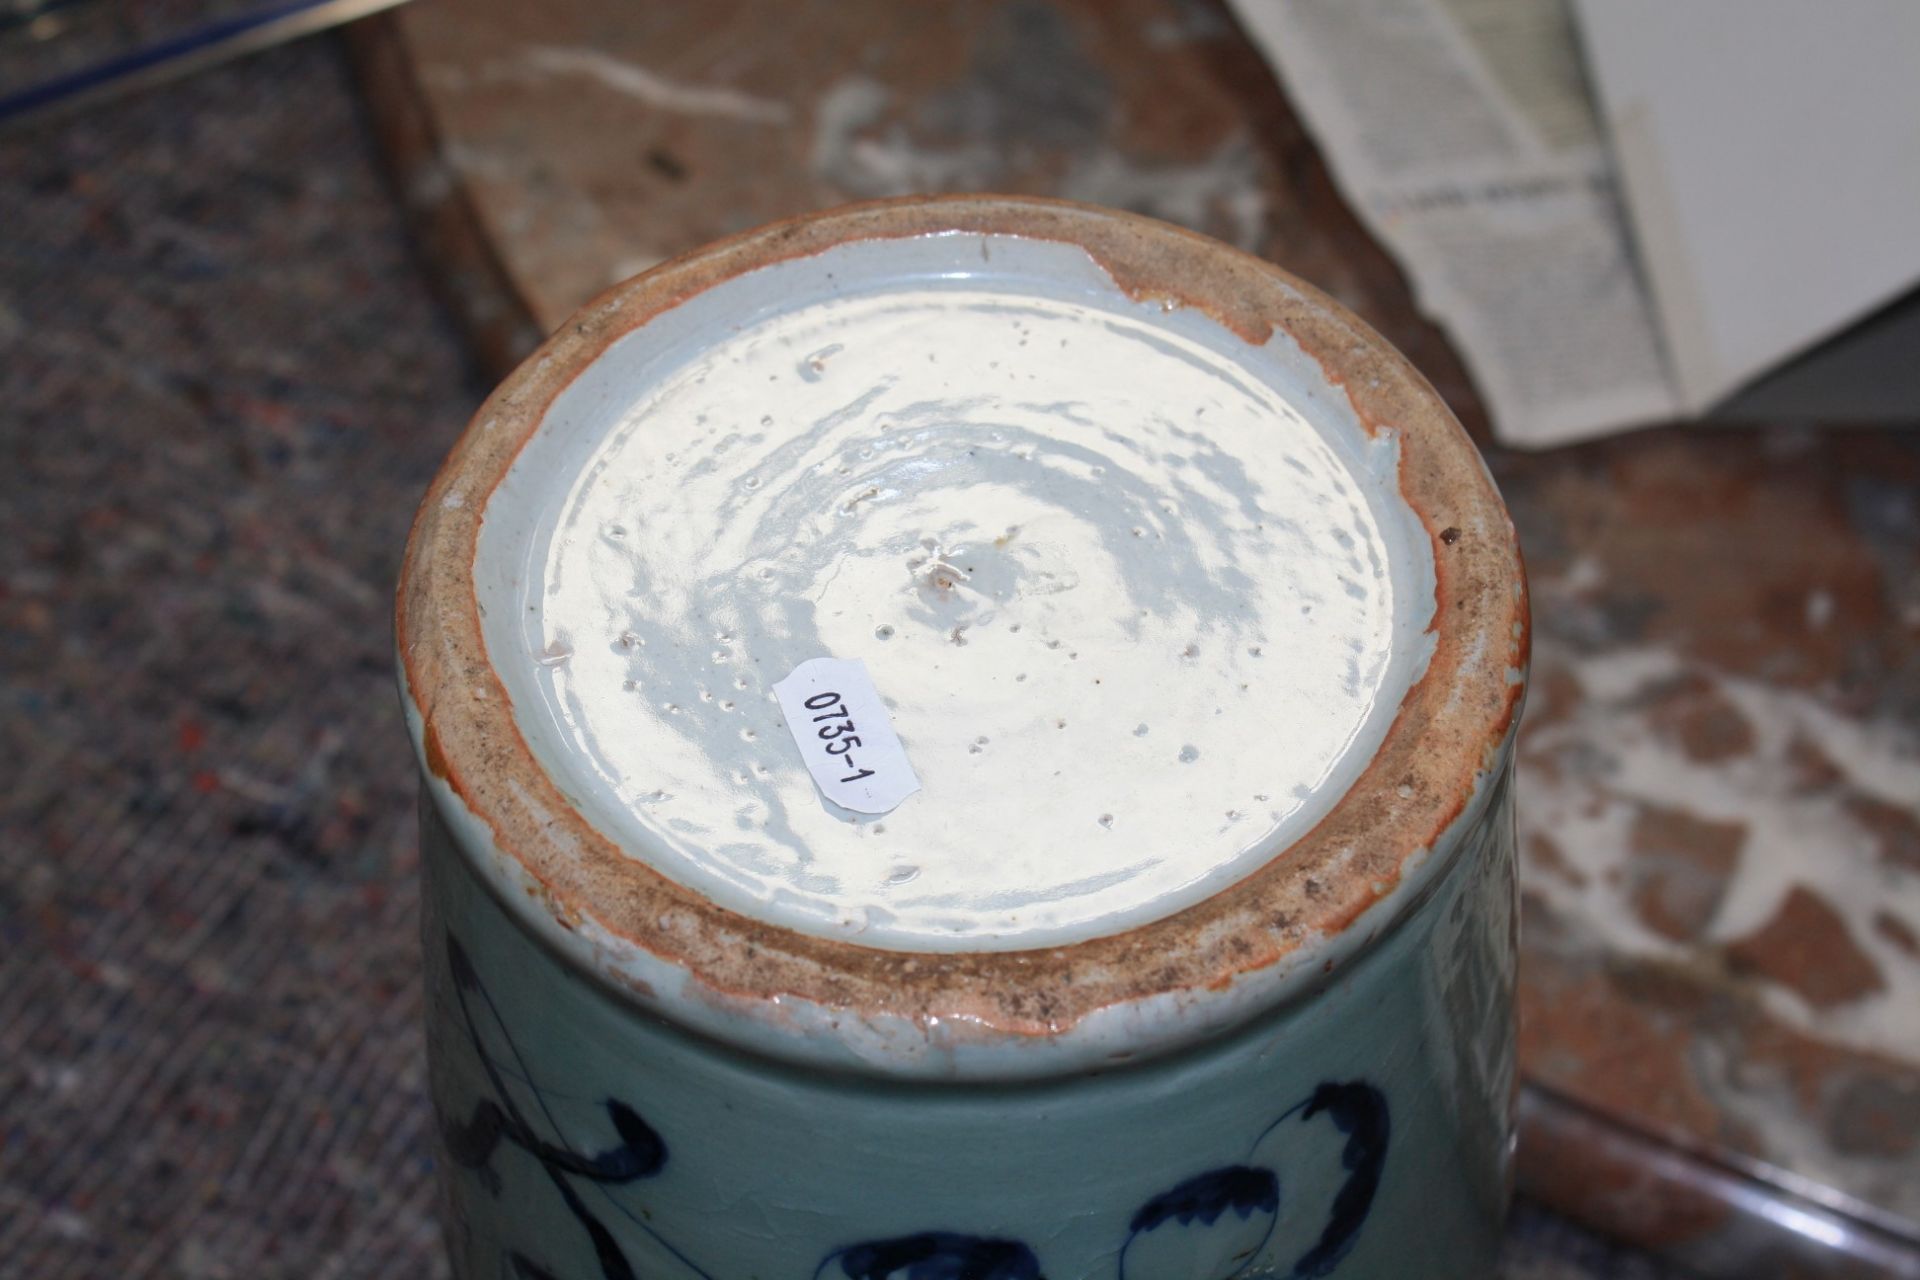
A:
1572,0,1920,415
1228,0,1682,445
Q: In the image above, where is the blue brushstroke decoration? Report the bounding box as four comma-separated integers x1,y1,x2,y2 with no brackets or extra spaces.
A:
1119,1164,1280,1280
1288,1082,1389,1278
818,1231,1046,1280
1128,1165,1281,1234
439,933,711,1280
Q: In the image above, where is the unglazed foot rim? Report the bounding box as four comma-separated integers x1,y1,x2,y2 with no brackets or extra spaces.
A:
396,194,1528,1077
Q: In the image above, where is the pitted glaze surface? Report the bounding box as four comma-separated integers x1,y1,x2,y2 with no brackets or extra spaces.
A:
480,236,1434,949
400,197,1528,1065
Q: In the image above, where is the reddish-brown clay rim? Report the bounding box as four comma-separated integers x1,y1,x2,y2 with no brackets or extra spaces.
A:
397,194,1529,1039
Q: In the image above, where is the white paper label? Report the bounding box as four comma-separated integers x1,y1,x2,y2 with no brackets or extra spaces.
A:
772,657,921,815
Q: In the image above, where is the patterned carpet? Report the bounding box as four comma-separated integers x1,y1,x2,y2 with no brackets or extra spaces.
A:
0,32,1690,1280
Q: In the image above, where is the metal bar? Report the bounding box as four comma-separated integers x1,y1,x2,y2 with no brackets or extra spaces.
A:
0,0,409,127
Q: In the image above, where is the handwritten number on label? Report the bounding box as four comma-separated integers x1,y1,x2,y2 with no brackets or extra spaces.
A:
774,658,920,814
802,692,871,779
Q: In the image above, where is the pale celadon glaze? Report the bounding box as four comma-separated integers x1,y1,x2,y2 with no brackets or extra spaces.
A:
480,233,1434,951
420,773,1516,1279
402,198,1525,1280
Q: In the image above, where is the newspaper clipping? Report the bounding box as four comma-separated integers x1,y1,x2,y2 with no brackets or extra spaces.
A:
1229,0,1681,446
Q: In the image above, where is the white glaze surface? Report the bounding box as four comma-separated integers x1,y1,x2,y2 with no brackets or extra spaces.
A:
477,235,1434,950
